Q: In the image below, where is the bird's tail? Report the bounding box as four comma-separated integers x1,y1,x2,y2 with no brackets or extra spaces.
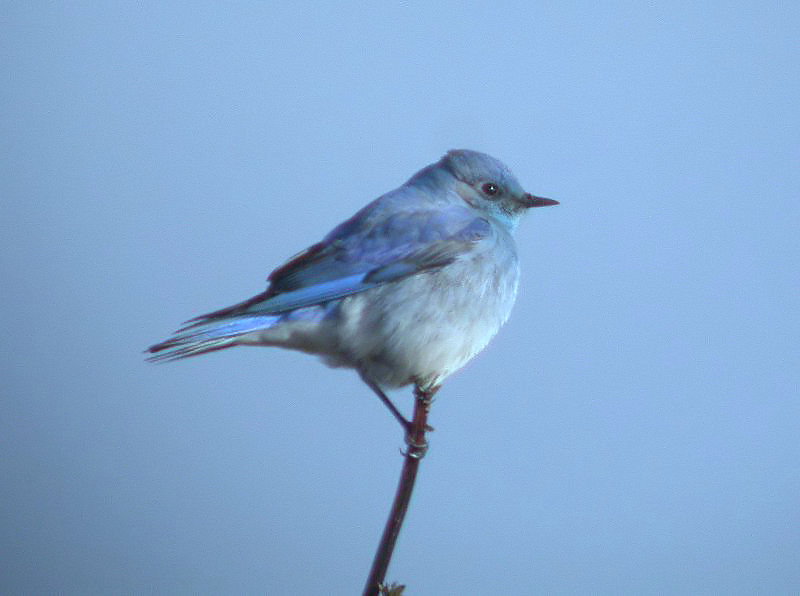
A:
145,314,280,362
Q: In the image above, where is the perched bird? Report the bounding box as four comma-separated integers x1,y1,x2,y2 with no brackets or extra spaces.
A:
146,150,557,430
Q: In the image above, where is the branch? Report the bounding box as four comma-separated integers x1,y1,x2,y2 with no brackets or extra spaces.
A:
363,385,438,596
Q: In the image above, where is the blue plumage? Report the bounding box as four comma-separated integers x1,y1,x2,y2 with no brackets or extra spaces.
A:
147,150,557,402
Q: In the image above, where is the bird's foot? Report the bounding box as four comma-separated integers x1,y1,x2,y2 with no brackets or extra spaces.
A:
401,433,429,459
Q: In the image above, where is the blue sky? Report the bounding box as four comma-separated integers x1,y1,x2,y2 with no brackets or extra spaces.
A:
2,2,798,593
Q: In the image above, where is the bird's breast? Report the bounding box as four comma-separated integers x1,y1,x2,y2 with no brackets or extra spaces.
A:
335,239,520,389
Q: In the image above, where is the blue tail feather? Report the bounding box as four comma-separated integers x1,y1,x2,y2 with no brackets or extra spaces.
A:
146,315,280,362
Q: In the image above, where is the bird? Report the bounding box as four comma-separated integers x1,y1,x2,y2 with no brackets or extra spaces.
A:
146,149,558,431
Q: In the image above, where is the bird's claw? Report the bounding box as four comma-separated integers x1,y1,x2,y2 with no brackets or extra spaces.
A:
401,433,429,459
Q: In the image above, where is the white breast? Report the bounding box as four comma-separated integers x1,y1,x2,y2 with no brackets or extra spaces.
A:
334,229,520,390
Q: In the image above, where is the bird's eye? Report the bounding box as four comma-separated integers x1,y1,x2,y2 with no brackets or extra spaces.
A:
481,182,500,197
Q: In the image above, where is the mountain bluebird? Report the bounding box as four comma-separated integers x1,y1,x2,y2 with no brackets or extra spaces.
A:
147,150,557,429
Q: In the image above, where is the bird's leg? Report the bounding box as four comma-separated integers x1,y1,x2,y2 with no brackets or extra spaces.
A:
415,384,438,433
359,373,414,433
403,384,439,458
359,373,436,435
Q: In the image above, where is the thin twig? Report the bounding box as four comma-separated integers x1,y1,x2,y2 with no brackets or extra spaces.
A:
363,385,438,596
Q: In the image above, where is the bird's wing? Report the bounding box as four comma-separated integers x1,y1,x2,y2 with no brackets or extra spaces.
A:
187,208,492,323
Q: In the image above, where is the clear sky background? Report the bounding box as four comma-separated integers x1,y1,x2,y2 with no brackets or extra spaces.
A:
2,3,798,594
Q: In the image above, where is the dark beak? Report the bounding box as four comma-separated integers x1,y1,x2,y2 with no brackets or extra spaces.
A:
524,193,559,208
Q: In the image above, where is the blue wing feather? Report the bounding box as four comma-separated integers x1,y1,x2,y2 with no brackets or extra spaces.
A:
185,205,491,324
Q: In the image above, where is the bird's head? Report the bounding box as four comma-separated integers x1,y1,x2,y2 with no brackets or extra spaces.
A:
442,149,558,228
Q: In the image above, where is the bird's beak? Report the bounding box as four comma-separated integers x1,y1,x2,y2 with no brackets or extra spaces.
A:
524,193,559,208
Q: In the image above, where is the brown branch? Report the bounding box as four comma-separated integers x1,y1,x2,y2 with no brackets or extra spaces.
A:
363,384,438,596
